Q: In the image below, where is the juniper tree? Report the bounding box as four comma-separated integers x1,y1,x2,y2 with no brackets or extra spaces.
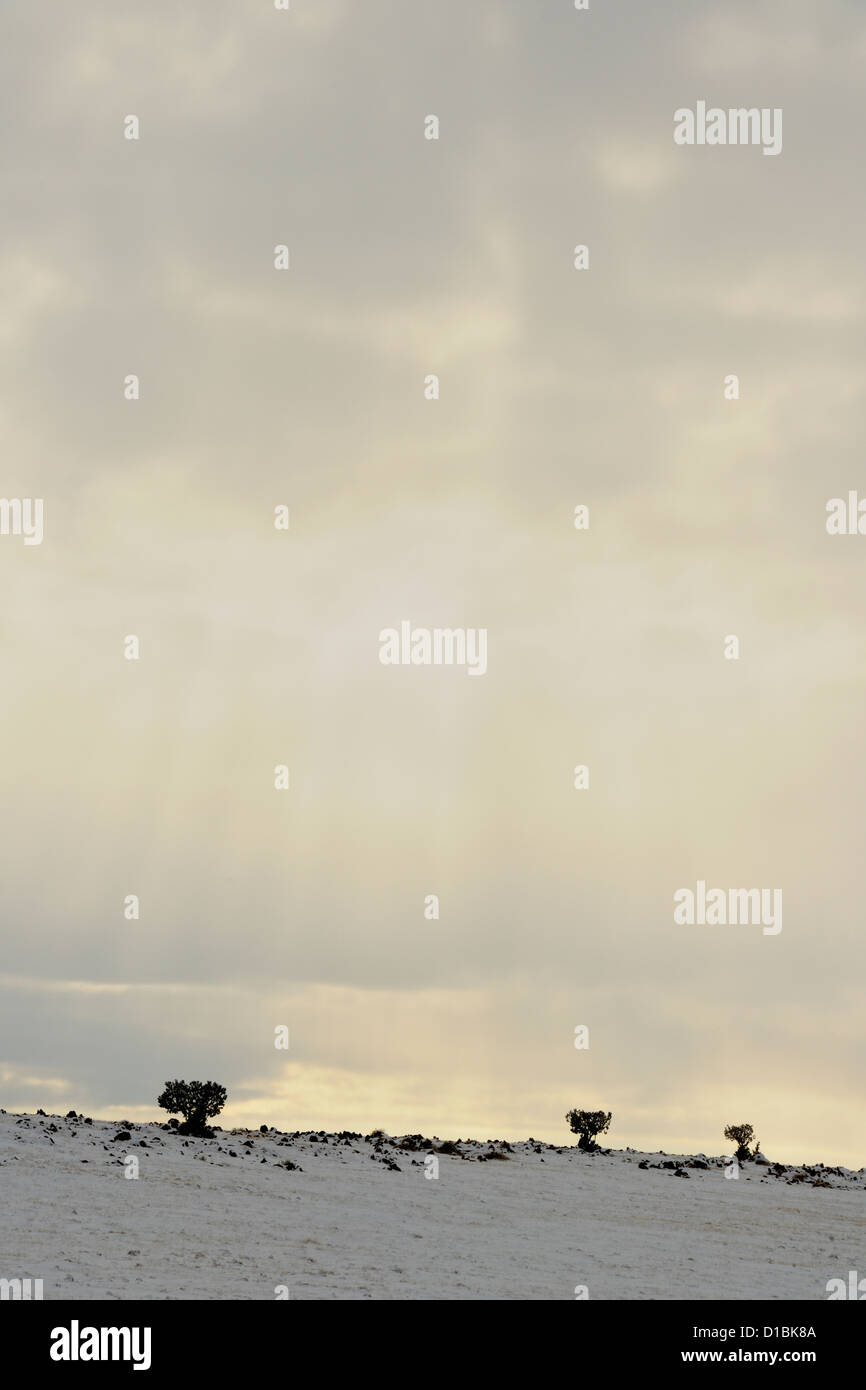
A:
157,1080,227,1137
723,1122,755,1162
566,1108,612,1151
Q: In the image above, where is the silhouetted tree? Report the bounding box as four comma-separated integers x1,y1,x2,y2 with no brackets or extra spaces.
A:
723,1122,755,1161
566,1108,612,1151
158,1080,227,1137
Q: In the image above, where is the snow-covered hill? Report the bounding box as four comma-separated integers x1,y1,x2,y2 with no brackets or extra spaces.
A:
2,1109,862,1300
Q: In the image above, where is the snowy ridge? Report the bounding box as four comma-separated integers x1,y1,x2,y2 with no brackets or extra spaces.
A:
2,1109,863,1300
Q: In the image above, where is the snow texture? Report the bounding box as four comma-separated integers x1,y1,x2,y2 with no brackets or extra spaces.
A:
2,1110,862,1300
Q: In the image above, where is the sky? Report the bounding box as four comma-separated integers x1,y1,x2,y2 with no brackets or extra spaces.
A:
1,0,865,1167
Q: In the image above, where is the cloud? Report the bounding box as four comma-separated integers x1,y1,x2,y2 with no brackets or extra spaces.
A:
0,0,864,1168
594,140,680,194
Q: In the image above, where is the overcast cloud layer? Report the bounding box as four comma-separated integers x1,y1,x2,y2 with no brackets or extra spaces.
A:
1,0,864,1165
